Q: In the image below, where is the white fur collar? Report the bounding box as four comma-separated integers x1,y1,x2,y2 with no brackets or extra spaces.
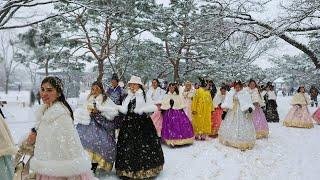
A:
119,88,156,114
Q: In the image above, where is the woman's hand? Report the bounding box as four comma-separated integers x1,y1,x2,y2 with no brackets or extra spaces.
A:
91,108,100,114
27,131,37,145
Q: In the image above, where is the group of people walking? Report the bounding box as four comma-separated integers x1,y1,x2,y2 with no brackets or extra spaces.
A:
0,74,320,180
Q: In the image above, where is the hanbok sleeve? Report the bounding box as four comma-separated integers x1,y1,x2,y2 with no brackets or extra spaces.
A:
141,96,158,113
118,96,130,114
238,90,255,112
96,98,119,120
161,95,171,110
191,90,198,112
221,89,235,110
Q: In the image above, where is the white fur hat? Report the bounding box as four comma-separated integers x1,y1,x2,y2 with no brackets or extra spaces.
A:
127,75,144,86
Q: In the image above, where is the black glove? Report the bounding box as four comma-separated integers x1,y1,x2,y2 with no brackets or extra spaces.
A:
170,99,174,109
222,111,227,120
248,107,253,113
31,127,37,135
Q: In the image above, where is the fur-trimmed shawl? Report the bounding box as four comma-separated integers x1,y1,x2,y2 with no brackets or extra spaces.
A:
118,89,157,115
245,87,265,107
74,94,119,125
147,87,166,105
0,116,17,156
213,92,226,108
221,88,255,111
161,92,185,110
291,93,311,105
261,90,277,100
30,102,91,177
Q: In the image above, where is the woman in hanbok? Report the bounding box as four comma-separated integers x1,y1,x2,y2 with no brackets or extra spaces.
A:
312,107,320,124
75,81,118,173
106,73,126,133
30,76,94,180
283,86,314,128
219,81,256,151
0,115,17,180
182,81,194,121
211,87,227,137
147,79,166,137
246,79,269,139
116,75,164,179
192,77,213,140
261,84,280,122
161,83,194,146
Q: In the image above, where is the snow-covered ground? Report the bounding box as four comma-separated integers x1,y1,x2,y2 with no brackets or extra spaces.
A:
1,91,320,180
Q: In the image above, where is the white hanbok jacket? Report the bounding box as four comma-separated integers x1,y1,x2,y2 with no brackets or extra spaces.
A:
221,88,255,112
0,116,17,156
30,102,91,177
261,90,277,100
245,87,265,107
74,94,119,125
146,87,166,105
119,89,157,115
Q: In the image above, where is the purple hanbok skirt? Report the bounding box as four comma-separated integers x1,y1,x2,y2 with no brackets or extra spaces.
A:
252,106,269,139
161,109,194,146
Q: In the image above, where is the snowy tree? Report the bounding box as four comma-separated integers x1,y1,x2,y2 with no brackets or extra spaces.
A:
0,0,79,30
213,0,320,68
0,32,20,94
53,0,156,83
15,19,87,76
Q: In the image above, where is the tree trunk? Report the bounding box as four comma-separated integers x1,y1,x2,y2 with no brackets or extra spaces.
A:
97,59,104,83
173,59,180,82
45,59,49,76
5,76,9,94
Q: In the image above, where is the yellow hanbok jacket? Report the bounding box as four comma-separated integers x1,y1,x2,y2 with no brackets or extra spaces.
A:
191,87,213,135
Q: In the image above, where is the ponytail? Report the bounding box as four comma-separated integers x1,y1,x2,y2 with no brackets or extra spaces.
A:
139,85,147,102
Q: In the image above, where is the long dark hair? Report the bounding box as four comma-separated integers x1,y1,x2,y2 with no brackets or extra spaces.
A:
89,81,108,102
139,84,147,102
233,80,243,88
166,83,179,95
41,76,74,120
152,79,161,88
248,79,257,88
297,86,305,93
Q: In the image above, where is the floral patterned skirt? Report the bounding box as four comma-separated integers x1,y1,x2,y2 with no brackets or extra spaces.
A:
283,105,314,128
77,113,116,172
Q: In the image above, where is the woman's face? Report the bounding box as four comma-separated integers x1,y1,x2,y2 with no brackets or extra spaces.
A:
221,89,227,95
129,83,140,92
249,82,256,89
91,85,101,96
169,85,175,93
152,80,158,89
235,84,242,92
111,80,118,88
185,84,191,91
40,82,58,106
300,87,305,93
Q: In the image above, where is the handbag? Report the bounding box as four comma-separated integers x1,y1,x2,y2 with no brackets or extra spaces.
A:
13,154,35,180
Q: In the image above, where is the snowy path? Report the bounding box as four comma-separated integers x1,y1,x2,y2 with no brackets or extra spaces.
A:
1,92,320,180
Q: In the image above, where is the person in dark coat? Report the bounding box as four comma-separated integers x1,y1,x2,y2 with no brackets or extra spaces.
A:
309,86,319,107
